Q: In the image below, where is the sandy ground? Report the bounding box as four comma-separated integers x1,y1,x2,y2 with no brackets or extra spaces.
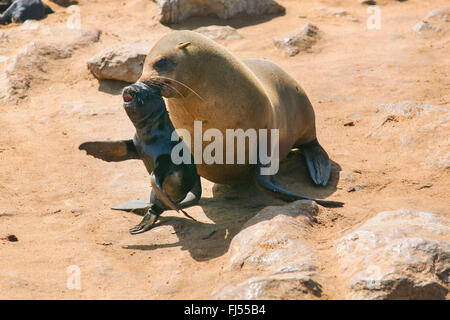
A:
0,0,449,299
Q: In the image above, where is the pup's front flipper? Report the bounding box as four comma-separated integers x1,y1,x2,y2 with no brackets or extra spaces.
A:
79,140,140,162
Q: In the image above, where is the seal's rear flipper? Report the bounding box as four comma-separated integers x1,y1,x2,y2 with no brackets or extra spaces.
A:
79,140,140,162
255,165,343,208
297,139,331,187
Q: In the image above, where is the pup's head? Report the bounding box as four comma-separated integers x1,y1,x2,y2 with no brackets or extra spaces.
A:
122,82,165,126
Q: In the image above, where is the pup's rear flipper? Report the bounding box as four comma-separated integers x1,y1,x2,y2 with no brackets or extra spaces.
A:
298,139,331,187
255,164,343,208
111,200,149,215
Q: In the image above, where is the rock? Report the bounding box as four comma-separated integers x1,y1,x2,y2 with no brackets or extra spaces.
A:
87,43,152,83
0,0,52,25
413,7,449,35
425,6,450,23
336,209,450,299
347,184,365,192
156,0,285,24
331,8,349,16
273,23,321,56
1,41,73,104
215,200,322,299
358,0,376,5
412,21,441,34
228,200,319,272
0,29,100,104
194,25,242,40
216,273,323,300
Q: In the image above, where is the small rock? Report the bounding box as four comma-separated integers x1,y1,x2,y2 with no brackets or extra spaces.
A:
413,21,441,34
87,43,152,83
344,121,355,127
216,200,322,299
425,6,450,23
413,7,449,35
194,25,242,40
7,234,18,242
273,23,321,56
331,8,349,16
358,0,376,5
71,208,83,216
347,184,365,192
156,0,285,24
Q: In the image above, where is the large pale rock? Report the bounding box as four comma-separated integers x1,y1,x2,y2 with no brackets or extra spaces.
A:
194,25,242,40
216,273,323,300
273,23,321,56
337,209,450,299
87,43,152,83
228,200,318,273
215,200,322,299
156,0,285,24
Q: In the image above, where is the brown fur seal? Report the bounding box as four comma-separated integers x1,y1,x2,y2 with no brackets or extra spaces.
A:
138,31,342,207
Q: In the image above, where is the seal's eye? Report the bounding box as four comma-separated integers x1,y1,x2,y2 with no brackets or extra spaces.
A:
123,93,134,103
153,58,170,70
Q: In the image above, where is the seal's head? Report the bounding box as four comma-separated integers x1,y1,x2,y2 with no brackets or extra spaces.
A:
139,31,234,99
122,82,165,127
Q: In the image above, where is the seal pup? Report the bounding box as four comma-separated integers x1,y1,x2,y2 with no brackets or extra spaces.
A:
0,0,53,25
79,82,201,234
138,31,343,207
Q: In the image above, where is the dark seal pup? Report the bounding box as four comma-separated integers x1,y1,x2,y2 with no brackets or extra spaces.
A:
0,0,53,25
79,82,201,234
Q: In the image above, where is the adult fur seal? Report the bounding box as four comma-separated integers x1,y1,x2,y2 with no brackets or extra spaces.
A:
138,30,343,207
0,0,53,24
79,82,201,234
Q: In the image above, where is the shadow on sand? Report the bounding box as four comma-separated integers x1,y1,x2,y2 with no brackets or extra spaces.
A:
122,151,342,262
164,13,286,31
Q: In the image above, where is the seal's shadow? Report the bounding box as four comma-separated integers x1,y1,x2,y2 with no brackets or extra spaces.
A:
123,151,341,262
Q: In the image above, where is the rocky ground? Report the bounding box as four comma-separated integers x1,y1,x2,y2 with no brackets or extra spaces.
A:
0,0,448,299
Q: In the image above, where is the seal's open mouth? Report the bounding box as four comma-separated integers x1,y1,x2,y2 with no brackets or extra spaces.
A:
123,93,134,103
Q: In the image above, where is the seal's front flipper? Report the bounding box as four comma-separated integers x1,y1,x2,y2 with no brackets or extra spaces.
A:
255,164,343,208
79,140,140,162
298,139,331,187
111,199,149,215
